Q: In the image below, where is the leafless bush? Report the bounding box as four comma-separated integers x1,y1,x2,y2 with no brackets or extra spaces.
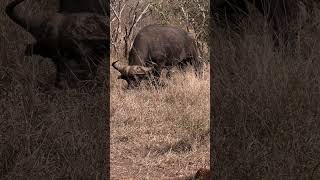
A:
110,0,152,58
150,0,209,59
110,0,209,60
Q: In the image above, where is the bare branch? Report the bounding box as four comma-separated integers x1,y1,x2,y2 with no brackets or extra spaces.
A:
135,4,151,25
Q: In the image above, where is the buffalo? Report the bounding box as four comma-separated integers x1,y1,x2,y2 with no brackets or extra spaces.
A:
112,24,203,88
6,0,109,88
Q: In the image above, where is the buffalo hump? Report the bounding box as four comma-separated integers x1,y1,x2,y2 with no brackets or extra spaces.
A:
128,24,198,68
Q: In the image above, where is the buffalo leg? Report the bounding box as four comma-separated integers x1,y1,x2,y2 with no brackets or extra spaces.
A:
150,68,162,87
165,68,174,79
24,43,43,57
54,58,70,89
24,44,34,56
177,61,188,74
54,62,64,88
192,58,204,78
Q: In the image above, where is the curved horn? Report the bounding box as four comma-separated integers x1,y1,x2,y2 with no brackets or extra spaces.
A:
6,0,44,39
112,61,153,76
129,66,153,75
112,60,127,74
5,0,27,29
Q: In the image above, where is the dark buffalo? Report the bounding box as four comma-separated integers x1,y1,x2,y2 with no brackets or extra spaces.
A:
211,0,305,46
6,0,109,88
112,24,203,88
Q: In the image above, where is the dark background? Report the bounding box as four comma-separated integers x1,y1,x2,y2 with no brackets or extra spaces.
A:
0,0,109,179
211,0,320,179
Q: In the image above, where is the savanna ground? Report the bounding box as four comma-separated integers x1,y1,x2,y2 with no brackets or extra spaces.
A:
110,60,210,179
211,2,320,179
0,1,107,179
110,1,210,179
0,0,209,179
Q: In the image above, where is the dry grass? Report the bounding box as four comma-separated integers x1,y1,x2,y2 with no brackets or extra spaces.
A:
1,0,209,179
211,5,320,179
0,1,107,179
110,59,210,179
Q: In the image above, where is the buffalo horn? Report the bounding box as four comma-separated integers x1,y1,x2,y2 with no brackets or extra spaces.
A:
112,60,127,74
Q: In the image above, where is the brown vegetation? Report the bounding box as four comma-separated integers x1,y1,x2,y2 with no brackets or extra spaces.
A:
0,0,107,179
111,61,210,179
211,2,320,179
1,0,209,179
110,0,209,179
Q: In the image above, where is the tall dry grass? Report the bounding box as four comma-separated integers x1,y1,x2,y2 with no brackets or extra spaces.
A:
211,4,320,179
0,1,108,179
110,59,210,179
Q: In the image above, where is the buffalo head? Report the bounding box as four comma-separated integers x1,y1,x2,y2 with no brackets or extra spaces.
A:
112,60,153,88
